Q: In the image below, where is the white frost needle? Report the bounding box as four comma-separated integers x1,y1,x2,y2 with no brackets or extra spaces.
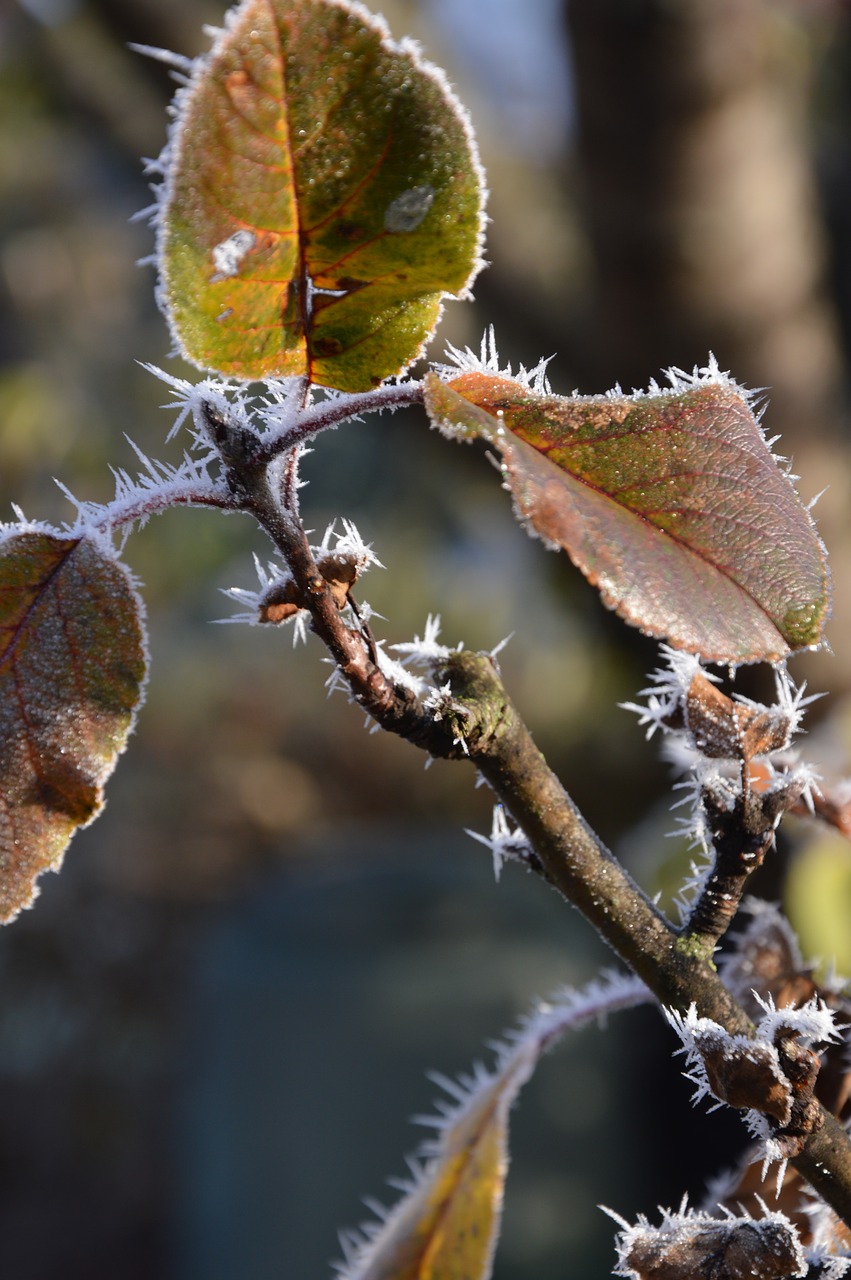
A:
391,614,456,667
436,324,554,396
466,805,533,881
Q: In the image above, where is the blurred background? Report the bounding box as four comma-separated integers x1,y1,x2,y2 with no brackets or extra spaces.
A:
2,0,851,1276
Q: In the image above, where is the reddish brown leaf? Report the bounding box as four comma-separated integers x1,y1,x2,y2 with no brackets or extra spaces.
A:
0,532,147,922
424,369,830,663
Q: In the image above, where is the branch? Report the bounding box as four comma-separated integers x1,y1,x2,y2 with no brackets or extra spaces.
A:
680,783,786,957
226,436,851,1231
434,650,851,1229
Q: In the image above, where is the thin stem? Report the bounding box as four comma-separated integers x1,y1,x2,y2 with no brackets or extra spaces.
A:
253,380,425,464
681,788,781,959
239,460,453,750
280,448,302,516
92,480,236,534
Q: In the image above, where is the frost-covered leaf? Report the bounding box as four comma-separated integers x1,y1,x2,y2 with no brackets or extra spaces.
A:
336,972,649,1280
348,1043,535,1280
156,0,485,390
0,532,147,922
423,366,829,663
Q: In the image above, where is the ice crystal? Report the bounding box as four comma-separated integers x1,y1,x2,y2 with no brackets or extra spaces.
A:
621,645,716,740
804,1248,851,1280
390,614,456,667
321,518,383,573
732,664,822,749
422,680,470,752
640,352,757,405
141,362,252,445
751,992,842,1051
219,552,303,637
465,805,534,881
436,325,554,396
373,643,427,697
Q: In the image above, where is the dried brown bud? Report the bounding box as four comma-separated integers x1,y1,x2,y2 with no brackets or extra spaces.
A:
700,1040,791,1125
622,1212,804,1280
258,553,361,624
684,672,791,762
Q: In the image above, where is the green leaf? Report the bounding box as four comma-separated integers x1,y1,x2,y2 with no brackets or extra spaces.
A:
157,0,485,391
0,532,147,922
424,368,830,663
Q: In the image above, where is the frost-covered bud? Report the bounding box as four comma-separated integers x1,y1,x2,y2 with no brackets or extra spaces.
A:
222,519,380,634
666,998,841,1180
665,1006,792,1124
200,398,263,474
622,647,820,766
717,900,809,1022
607,1202,806,1280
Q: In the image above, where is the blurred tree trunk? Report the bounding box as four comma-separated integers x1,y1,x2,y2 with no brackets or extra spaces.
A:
566,0,846,452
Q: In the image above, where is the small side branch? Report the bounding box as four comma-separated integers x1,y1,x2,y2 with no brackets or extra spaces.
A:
681,785,785,958
238,461,462,755
254,380,426,464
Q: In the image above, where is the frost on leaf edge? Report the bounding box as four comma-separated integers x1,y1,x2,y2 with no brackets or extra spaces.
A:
333,971,650,1280
0,525,150,922
426,330,832,665
139,0,489,386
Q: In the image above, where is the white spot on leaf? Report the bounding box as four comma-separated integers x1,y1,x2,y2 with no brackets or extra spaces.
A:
384,185,435,233
210,229,256,281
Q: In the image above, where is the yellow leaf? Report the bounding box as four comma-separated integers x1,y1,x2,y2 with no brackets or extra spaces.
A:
336,973,649,1280
345,1043,536,1280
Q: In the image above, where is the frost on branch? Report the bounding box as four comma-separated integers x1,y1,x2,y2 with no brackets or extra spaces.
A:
390,613,455,668
607,1200,807,1280
466,805,536,881
622,648,824,934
